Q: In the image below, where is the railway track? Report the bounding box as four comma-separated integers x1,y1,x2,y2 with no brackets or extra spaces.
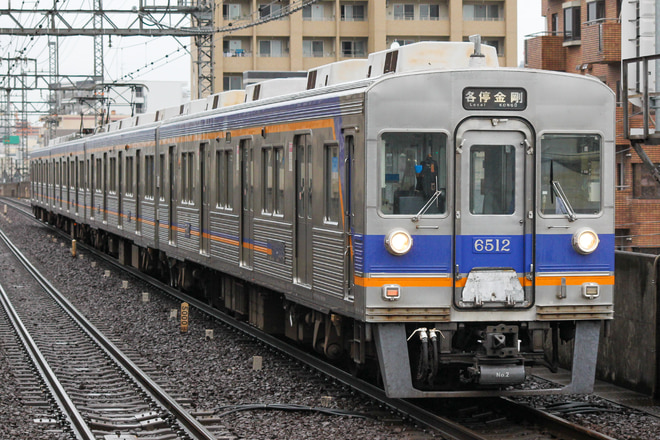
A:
0,197,622,440
0,221,221,439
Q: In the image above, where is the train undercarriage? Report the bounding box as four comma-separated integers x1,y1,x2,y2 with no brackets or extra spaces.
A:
41,208,592,396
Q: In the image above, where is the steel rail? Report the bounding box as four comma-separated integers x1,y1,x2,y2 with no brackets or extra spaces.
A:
0,281,96,440
2,200,487,439
498,398,619,440
6,219,486,440
6,198,621,440
86,247,488,440
0,225,217,440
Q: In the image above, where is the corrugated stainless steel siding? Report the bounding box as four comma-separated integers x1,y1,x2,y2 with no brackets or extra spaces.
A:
141,202,156,241
157,205,169,247
107,196,119,228
76,190,85,216
122,199,137,234
209,211,239,264
254,218,293,281
312,228,345,298
177,208,200,253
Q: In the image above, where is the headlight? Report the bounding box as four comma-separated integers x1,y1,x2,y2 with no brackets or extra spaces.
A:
572,228,599,255
385,229,413,256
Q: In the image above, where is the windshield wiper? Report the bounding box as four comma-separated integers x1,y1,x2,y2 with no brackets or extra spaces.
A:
412,190,443,223
551,181,577,222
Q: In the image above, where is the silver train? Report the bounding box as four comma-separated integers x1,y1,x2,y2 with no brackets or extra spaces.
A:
30,41,615,397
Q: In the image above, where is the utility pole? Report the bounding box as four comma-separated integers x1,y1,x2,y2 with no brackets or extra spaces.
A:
47,37,60,141
0,0,324,148
192,0,214,99
1,2,216,98
93,0,105,126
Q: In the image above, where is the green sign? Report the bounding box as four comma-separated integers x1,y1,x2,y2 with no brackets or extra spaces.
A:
2,136,19,145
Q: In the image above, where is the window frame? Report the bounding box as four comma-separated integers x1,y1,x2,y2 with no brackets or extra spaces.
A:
341,39,366,57
259,39,287,57
419,4,441,20
341,3,365,21
109,157,117,194
586,0,605,22
223,3,242,20
125,155,134,197
537,132,603,218
324,143,341,225
393,3,415,20
145,154,155,199
223,74,243,91
463,2,503,21
180,151,194,205
377,130,449,217
563,6,581,41
262,147,274,214
95,158,102,193
632,163,660,199
216,147,234,210
303,39,325,57
469,144,516,216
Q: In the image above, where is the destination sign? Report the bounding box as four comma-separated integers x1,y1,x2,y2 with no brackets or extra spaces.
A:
462,87,527,111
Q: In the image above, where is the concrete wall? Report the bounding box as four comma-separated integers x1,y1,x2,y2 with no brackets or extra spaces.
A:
0,182,30,199
599,251,658,396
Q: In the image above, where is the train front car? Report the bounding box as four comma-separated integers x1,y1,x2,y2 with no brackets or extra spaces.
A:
359,43,615,397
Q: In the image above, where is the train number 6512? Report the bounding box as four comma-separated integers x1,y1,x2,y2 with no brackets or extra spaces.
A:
473,238,511,253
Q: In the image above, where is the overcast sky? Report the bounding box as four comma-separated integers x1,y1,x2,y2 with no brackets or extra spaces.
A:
518,0,546,65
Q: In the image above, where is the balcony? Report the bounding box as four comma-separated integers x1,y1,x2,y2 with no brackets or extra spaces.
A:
303,19,336,37
524,33,565,71
222,51,253,72
462,20,505,37
581,19,621,64
386,18,450,36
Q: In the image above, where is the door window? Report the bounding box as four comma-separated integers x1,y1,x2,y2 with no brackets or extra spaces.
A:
469,145,515,215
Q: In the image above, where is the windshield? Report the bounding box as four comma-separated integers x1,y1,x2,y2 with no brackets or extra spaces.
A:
379,132,447,215
540,134,601,216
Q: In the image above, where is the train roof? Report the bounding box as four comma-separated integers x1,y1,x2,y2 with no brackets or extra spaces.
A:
39,39,599,154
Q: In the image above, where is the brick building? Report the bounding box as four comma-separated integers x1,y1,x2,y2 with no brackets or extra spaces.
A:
526,0,659,252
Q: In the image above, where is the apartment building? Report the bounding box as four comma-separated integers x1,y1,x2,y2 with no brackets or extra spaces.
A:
213,0,518,91
525,0,660,252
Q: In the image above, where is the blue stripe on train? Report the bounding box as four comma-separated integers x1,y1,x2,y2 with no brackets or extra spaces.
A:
535,233,614,272
353,233,614,274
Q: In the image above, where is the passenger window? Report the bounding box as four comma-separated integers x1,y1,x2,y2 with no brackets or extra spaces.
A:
540,134,601,215
260,146,284,216
181,152,194,204
470,145,515,215
216,149,233,209
274,147,284,214
109,157,117,193
325,144,340,223
379,132,447,215
159,154,165,201
126,156,134,196
263,148,274,214
145,155,155,198
96,158,102,191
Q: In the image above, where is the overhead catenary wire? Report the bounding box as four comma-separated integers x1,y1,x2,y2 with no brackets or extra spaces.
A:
0,1,323,102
